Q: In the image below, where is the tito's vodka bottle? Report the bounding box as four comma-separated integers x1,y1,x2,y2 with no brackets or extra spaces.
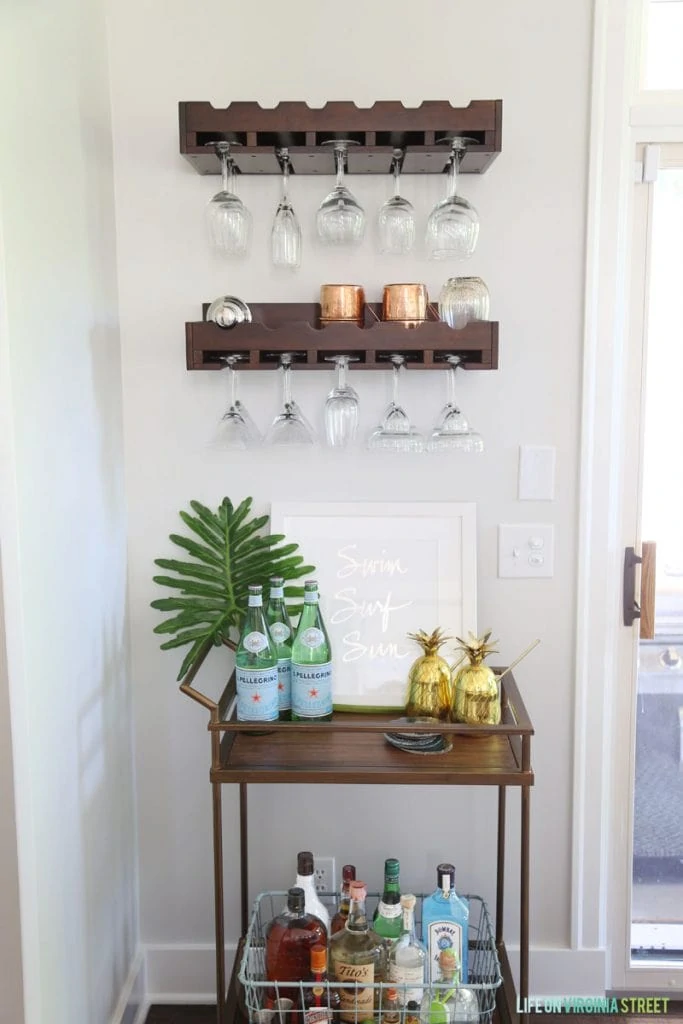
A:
291,580,333,722
265,575,293,721
420,863,469,984
235,584,279,723
329,881,385,1023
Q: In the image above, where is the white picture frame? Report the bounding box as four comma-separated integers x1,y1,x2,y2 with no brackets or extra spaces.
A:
270,502,477,712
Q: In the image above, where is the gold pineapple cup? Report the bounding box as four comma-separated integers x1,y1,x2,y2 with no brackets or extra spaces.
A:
405,628,452,721
452,630,501,726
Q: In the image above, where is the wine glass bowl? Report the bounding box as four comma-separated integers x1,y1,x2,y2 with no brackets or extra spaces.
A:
426,137,479,261
367,355,425,453
377,149,415,255
316,141,365,247
211,355,262,450
426,355,484,453
324,355,360,448
205,141,252,258
271,148,302,269
265,354,317,447
439,277,490,329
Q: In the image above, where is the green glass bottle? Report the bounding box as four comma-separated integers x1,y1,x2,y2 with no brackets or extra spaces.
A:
373,858,402,950
291,580,333,722
235,584,279,723
265,575,292,721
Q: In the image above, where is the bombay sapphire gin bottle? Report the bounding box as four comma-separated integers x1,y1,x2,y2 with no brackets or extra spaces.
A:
265,575,292,721
291,580,333,721
235,584,279,723
421,863,469,984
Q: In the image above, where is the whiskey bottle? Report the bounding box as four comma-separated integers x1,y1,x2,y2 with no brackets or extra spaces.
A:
373,858,402,950
235,583,279,723
420,864,469,984
291,580,333,722
266,888,327,998
331,864,356,935
302,944,341,1024
294,850,331,933
329,881,385,1023
388,894,426,1005
265,575,293,721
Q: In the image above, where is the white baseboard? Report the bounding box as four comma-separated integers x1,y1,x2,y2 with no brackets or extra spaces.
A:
110,949,146,1024
143,943,606,1004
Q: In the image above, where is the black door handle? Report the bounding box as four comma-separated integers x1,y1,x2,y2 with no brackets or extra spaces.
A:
624,546,642,627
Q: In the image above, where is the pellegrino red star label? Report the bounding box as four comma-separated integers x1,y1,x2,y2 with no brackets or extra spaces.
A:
291,580,333,721
235,584,279,722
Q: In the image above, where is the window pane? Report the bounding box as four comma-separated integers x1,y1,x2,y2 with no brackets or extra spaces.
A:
645,1,683,90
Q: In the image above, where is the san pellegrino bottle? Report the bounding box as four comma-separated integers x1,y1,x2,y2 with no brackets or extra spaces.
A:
294,850,331,933
373,857,402,949
388,894,427,1005
235,584,279,723
291,580,333,722
265,575,292,721
420,863,469,984
329,881,385,1022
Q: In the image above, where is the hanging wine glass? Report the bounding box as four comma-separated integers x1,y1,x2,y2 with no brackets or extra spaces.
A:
316,141,365,246
377,149,415,254
427,355,484,452
210,355,262,450
425,137,479,261
367,355,424,453
265,354,317,446
205,141,252,257
271,148,302,269
324,355,360,447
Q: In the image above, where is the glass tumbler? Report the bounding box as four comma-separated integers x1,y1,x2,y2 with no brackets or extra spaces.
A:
438,277,490,330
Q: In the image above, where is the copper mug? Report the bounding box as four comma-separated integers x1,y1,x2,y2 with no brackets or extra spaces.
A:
382,283,428,327
320,284,365,324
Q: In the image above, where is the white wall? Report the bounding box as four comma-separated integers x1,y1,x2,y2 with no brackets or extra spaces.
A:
107,0,594,998
0,1,139,1021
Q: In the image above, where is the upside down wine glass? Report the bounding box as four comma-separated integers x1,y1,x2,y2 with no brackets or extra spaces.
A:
265,354,317,446
426,137,479,261
367,355,424,453
205,141,252,257
316,141,365,247
271,148,302,269
377,149,415,254
324,355,360,447
211,355,262,450
427,355,484,452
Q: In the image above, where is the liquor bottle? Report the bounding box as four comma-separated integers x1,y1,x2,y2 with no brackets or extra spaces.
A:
302,944,341,1024
294,851,331,933
382,988,400,1024
388,894,427,1005
419,950,478,1024
265,575,293,721
235,583,279,723
329,881,385,1022
420,864,469,984
266,888,327,999
331,864,356,935
373,858,402,950
405,1000,421,1024
291,580,333,722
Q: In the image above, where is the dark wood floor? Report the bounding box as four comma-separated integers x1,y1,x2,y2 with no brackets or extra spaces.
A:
145,1009,683,1024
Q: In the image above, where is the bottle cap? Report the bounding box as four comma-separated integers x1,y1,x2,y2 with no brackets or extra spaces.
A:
297,851,314,876
387,989,398,1002
270,576,284,586
342,865,356,882
437,862,455,885
310,945,327,972
304,579,318,589
406,1002,420,1011
400,893,416,910
287,887,305,913
248,583,262,594
384,858,400,879
349,881,367,900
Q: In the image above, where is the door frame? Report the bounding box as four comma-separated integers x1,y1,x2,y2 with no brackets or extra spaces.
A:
576,0,683,993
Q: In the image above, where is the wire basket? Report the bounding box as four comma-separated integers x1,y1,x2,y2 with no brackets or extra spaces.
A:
238,891,501,1024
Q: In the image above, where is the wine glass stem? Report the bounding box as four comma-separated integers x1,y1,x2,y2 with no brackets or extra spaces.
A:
337,357,347,390
393,161,401,198
392,361,401,406
282,361,293,406
281,157,290,202
335,147,345,188
447,363,458,406
447,153,459,199
228,364,237,407
220,149,230,192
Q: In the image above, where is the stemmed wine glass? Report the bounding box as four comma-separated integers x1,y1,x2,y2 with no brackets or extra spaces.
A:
377,149,415,254
265,354,317,446
211,355,262,450
271,149,302,269
426,137,479,261
316,141,365,246
427,355,484,452
324,355,360,447
205,141,252,257
367,354,424,453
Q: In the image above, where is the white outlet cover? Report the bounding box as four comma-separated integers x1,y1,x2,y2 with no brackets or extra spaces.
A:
498,524,554,578
518,445,556,501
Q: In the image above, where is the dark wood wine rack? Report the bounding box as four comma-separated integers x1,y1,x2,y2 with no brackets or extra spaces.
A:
186,303,499,371
179,100,502,175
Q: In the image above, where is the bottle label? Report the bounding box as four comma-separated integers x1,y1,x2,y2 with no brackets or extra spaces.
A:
277,658,292,711
304,1009,332,1024
388,963,424,1005
269,621,291,643
292,662,333,717
300,627,325,649
427,921,463,983
235,666,279,721
377,901,402,919
243,631,269,654
335,962,374,1022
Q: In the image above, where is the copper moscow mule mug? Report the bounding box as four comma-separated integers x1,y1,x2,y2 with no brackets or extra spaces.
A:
382,283,428,327
320,284,365,324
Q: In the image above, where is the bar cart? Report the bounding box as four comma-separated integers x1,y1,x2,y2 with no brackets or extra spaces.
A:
180,652,533,1024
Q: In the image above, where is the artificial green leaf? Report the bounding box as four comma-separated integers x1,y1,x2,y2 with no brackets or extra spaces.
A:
154,558,223,582
168,534,223,567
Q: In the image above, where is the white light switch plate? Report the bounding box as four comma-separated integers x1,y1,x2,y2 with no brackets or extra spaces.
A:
498,524,554,578
518,445,556,501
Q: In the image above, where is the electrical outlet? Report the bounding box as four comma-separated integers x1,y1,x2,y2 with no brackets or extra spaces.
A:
314,856,336,894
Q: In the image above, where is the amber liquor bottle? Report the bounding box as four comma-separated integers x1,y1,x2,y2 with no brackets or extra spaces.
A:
302,944,341,1024
330,865,356,935
266,888,327,998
